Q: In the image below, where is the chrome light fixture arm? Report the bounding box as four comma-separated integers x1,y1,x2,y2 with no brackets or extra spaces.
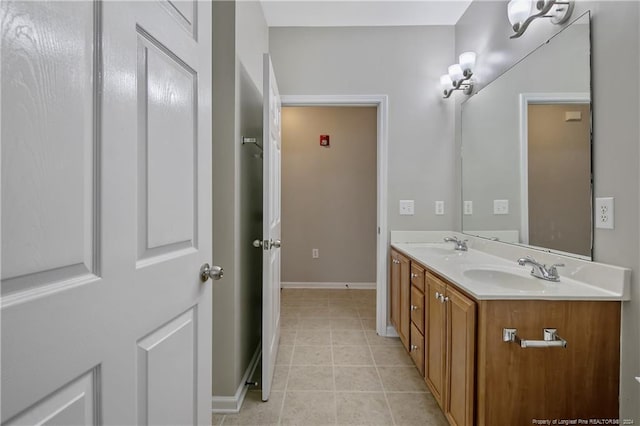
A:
510,0,575,39
443,72,474,98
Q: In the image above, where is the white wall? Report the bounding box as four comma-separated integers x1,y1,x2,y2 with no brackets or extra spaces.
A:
269,26,457,234
455,1,640,419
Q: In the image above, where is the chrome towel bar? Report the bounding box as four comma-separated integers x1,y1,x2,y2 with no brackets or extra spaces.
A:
503,328,567,348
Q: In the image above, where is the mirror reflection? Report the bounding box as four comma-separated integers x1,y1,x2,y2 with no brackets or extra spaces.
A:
461,12,591,258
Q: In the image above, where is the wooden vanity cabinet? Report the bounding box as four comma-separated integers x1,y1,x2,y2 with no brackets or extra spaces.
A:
425,271,476,426
390,248,620,426
390,249,410,350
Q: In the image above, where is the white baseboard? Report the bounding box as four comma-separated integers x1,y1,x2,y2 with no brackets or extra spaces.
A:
281,281,376,290
211,342,261,414
385,325,398,337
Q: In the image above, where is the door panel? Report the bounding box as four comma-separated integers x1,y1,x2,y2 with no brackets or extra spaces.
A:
1,1,212,424
262,54,282,402
162,0,197,38
4,369,99,426
445,286,476,426
136,28,198,263
426,273,446,408
137,309,196,426
1,0,98,298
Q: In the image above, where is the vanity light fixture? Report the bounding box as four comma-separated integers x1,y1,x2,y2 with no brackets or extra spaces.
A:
507,0,574,39
441,51,476,98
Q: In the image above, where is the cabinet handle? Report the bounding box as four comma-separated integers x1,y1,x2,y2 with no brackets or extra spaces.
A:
503,328,567,348
435,291,440,300
411,273,417,279
410,305,418,311
443,296,449,303
410,344,418,351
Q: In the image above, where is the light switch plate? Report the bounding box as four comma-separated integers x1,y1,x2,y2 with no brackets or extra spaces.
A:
493,199,509,215
435,201,445,215
399,200,414,216
595,197,614,229
463,201,473,215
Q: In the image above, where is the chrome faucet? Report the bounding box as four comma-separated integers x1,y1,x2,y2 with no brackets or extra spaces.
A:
444,236,468,251
517,256,564,282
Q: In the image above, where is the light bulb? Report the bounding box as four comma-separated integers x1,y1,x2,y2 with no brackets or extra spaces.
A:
459,52,476,74
448,64,464,82
440,74,453,90
508,0,534,27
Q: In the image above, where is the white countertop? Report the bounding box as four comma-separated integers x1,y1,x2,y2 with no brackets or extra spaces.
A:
392,240,630,301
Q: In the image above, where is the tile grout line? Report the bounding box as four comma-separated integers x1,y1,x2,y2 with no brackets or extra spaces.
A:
276,309,295,425
330,310,338,426
366,320,399,426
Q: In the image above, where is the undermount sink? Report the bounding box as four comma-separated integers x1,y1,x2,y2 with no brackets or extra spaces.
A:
461,266,547,291
424,247,458,255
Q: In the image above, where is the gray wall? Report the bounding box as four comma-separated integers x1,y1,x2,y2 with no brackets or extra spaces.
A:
236,0,268,402
281,106,377,284
455,1,640,419
212,0,268,399
269,26,457,233
212,0,237,397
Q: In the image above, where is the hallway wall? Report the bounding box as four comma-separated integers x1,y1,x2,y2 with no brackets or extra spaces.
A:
281,106,377,285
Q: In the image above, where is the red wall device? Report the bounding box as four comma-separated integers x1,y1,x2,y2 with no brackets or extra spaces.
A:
320,134,330,147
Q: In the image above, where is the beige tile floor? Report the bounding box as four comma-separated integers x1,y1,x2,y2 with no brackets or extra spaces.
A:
212,288,448,426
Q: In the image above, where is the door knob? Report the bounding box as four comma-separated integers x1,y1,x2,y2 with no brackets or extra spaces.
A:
253,239,265,248
270,239,281,249
200,263,224,282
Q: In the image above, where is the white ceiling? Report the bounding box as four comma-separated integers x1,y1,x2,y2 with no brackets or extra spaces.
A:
259,0,474,27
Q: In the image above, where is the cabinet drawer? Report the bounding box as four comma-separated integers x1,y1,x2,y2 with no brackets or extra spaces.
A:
410,263,425,293
410,285,425,334
410,323,425,377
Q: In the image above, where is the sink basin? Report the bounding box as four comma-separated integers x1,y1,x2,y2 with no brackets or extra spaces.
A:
461,267,547,291
423,247,457,256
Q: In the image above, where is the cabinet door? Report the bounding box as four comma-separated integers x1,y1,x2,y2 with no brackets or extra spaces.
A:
410,285,425,335
445,285,476,426
398,254,411,350
425,273,446,408
389,252,400,333
410,323,425,376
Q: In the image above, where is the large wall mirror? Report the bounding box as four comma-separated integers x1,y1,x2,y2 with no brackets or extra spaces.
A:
461,11,592,259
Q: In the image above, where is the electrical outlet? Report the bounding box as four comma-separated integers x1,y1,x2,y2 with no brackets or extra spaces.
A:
399,200,415,215
493,199,509,215
312,248,319,258
464,201,473,215
595,197,614,229
435,201,445,215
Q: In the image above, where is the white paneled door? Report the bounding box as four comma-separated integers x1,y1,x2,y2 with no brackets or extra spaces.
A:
1,1,213,424
261,54,282,402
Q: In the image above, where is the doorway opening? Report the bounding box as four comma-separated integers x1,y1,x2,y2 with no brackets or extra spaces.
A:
280,95,389,336
519,93,591,258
